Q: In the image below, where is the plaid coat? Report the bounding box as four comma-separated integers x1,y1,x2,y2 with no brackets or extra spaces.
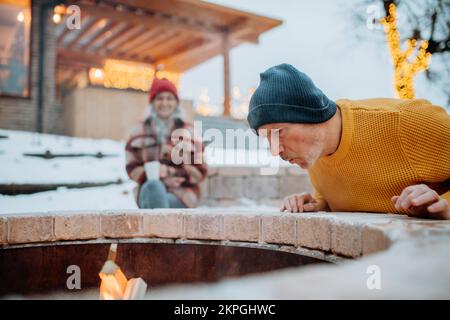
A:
125,117,208,208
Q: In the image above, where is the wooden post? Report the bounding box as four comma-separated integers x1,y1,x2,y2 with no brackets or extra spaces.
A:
222,32,231,117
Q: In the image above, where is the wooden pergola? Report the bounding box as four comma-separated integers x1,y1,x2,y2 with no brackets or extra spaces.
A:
55,0,282,116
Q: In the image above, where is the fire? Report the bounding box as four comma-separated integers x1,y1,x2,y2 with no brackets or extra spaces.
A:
99,244,147,300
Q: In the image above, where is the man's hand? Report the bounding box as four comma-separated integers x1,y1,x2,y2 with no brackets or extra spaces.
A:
391,184,450,220
280,192,326,213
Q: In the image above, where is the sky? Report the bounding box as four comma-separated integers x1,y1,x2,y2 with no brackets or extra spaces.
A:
179,0,448,113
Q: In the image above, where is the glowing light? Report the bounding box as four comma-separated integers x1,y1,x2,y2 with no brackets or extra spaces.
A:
54,5,66,15
196,88,214,116
88,68,105,85
88,59,180,91
98,19,108,28
17,11,24,22
231,87,252,120
52,13,62,24
94,68,103,78
380,4,432,99
232,86,241,99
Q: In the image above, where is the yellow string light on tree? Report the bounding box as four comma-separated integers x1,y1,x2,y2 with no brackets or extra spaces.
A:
380,3,432,99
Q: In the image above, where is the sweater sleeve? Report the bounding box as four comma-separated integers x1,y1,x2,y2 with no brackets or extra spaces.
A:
309,174,330,211
125,125,146,184
441,190,450,203
399,101,450,197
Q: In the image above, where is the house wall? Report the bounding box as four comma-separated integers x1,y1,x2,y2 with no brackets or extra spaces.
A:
0,1,61,134
63,86,194,141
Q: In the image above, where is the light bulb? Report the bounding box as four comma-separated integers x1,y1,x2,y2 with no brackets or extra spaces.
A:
52,13,62,24
17,11,25,22
94,69,103,78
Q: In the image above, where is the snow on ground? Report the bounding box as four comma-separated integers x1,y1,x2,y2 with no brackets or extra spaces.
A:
0,181,275,215
0,182,138,214
0,129,284,214
0,129,127,185
0,129,286,185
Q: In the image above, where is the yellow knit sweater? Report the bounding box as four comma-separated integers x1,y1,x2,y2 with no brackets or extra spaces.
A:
309,98,450,214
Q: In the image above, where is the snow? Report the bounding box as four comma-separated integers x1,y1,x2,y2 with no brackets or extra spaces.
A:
0,129,286,185
0,129,284,214
0,182,138,214
0,129,127,185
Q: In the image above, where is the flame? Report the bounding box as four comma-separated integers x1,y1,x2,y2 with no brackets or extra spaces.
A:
98,244,148,300
99,261,128,300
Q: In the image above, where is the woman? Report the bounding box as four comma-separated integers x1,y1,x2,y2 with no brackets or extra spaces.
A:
125,78,208,208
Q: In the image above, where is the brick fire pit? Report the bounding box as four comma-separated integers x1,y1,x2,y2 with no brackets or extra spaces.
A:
1,209,450,299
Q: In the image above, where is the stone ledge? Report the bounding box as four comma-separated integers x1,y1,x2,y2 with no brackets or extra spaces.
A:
142,235,450,299
2,209,449,261
0,217,7,245
3,209,450,299
200,164,310,205
7,215,54,244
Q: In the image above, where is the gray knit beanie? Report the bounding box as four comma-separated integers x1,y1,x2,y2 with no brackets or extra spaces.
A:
247,64,337,131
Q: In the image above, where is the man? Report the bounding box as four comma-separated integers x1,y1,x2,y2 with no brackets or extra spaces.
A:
247,64,450,220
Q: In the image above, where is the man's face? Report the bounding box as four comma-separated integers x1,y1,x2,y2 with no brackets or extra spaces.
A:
258,122,326,169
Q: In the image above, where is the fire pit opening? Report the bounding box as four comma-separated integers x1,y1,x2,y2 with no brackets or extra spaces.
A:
0,241,327,298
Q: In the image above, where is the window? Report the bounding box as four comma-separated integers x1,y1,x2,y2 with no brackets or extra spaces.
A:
0,0,31,98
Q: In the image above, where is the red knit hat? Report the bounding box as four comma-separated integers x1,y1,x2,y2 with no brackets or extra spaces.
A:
148,78,179,103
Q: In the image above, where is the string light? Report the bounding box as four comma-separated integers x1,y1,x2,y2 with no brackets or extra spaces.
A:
53,5,66,24
52,13,62,24
196,88,215,116
17,11,25,22
88,68,104,85
380,3,432,99
88,59,180,91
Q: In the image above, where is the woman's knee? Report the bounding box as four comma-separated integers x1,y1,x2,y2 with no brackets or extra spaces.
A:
138,180,169,208
140,179,165,194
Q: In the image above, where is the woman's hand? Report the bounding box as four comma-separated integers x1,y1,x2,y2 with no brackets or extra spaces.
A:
391,184,449,220
159,164,168,178
163,177,186,188
280,192,327,213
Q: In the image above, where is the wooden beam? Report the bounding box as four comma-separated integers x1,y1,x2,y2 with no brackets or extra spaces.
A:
156,19,258,71
152,36,206,66
57,15,88,46
113,29,158,57
74,2,221,38
79,21,120,51
146,32,189,61
227,19,260,44
96,24,140,53
58,48,105,68
124,28,167,58
66,18,104,50
223,33,231,117
131,30,180,61
57,48,153,68
107,26,148,56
